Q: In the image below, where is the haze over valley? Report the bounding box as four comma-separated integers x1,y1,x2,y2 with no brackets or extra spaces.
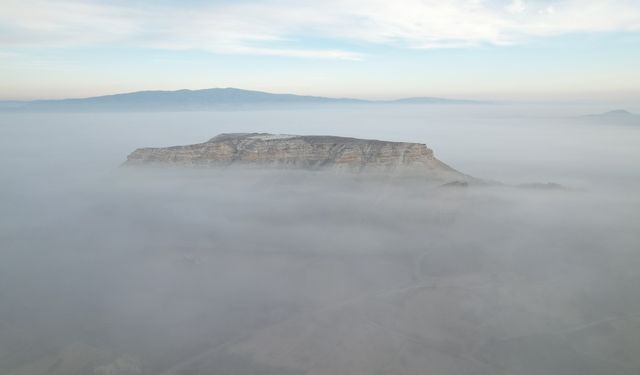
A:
1,103,639,374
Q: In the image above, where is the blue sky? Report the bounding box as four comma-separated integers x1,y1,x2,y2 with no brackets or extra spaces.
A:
1,0,639,101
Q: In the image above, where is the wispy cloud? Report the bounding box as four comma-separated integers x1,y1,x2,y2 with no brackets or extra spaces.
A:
506,0,527,14
1,0,639,59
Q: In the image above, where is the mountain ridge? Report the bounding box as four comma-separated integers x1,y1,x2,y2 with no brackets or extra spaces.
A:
0,88,484,112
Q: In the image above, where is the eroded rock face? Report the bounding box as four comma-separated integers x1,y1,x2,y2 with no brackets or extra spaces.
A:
125,133,464,179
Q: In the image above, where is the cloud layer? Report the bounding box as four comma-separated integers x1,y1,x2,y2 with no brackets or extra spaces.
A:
1,0,640,59
1,107,639,374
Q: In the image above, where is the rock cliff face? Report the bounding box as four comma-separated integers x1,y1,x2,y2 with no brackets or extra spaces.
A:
125,133,466,179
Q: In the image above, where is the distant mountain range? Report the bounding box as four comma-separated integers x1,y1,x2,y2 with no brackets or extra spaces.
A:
0,88,484,112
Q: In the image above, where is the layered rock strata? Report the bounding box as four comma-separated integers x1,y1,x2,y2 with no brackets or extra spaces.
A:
125,133,466,180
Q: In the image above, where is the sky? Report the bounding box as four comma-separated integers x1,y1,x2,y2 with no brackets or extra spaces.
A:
1,0,639,101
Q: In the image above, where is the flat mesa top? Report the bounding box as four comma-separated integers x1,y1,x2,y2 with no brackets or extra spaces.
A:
241,133,296,141
208,133,426,145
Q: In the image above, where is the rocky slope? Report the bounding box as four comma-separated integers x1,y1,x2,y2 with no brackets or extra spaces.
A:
125,133,468,181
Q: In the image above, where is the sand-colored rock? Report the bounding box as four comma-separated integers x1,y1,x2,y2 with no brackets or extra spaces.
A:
125,133,467,181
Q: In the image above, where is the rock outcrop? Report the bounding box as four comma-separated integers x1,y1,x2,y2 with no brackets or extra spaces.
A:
125,133,468,180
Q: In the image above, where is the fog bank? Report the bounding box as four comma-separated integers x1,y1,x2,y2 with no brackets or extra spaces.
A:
0,105,639,374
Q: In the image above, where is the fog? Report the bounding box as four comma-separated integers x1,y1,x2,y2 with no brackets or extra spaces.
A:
1,105,639,374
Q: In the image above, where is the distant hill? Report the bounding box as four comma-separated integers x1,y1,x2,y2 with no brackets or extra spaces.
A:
582,109,639,125
586,109,635,118
0,88,482,112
